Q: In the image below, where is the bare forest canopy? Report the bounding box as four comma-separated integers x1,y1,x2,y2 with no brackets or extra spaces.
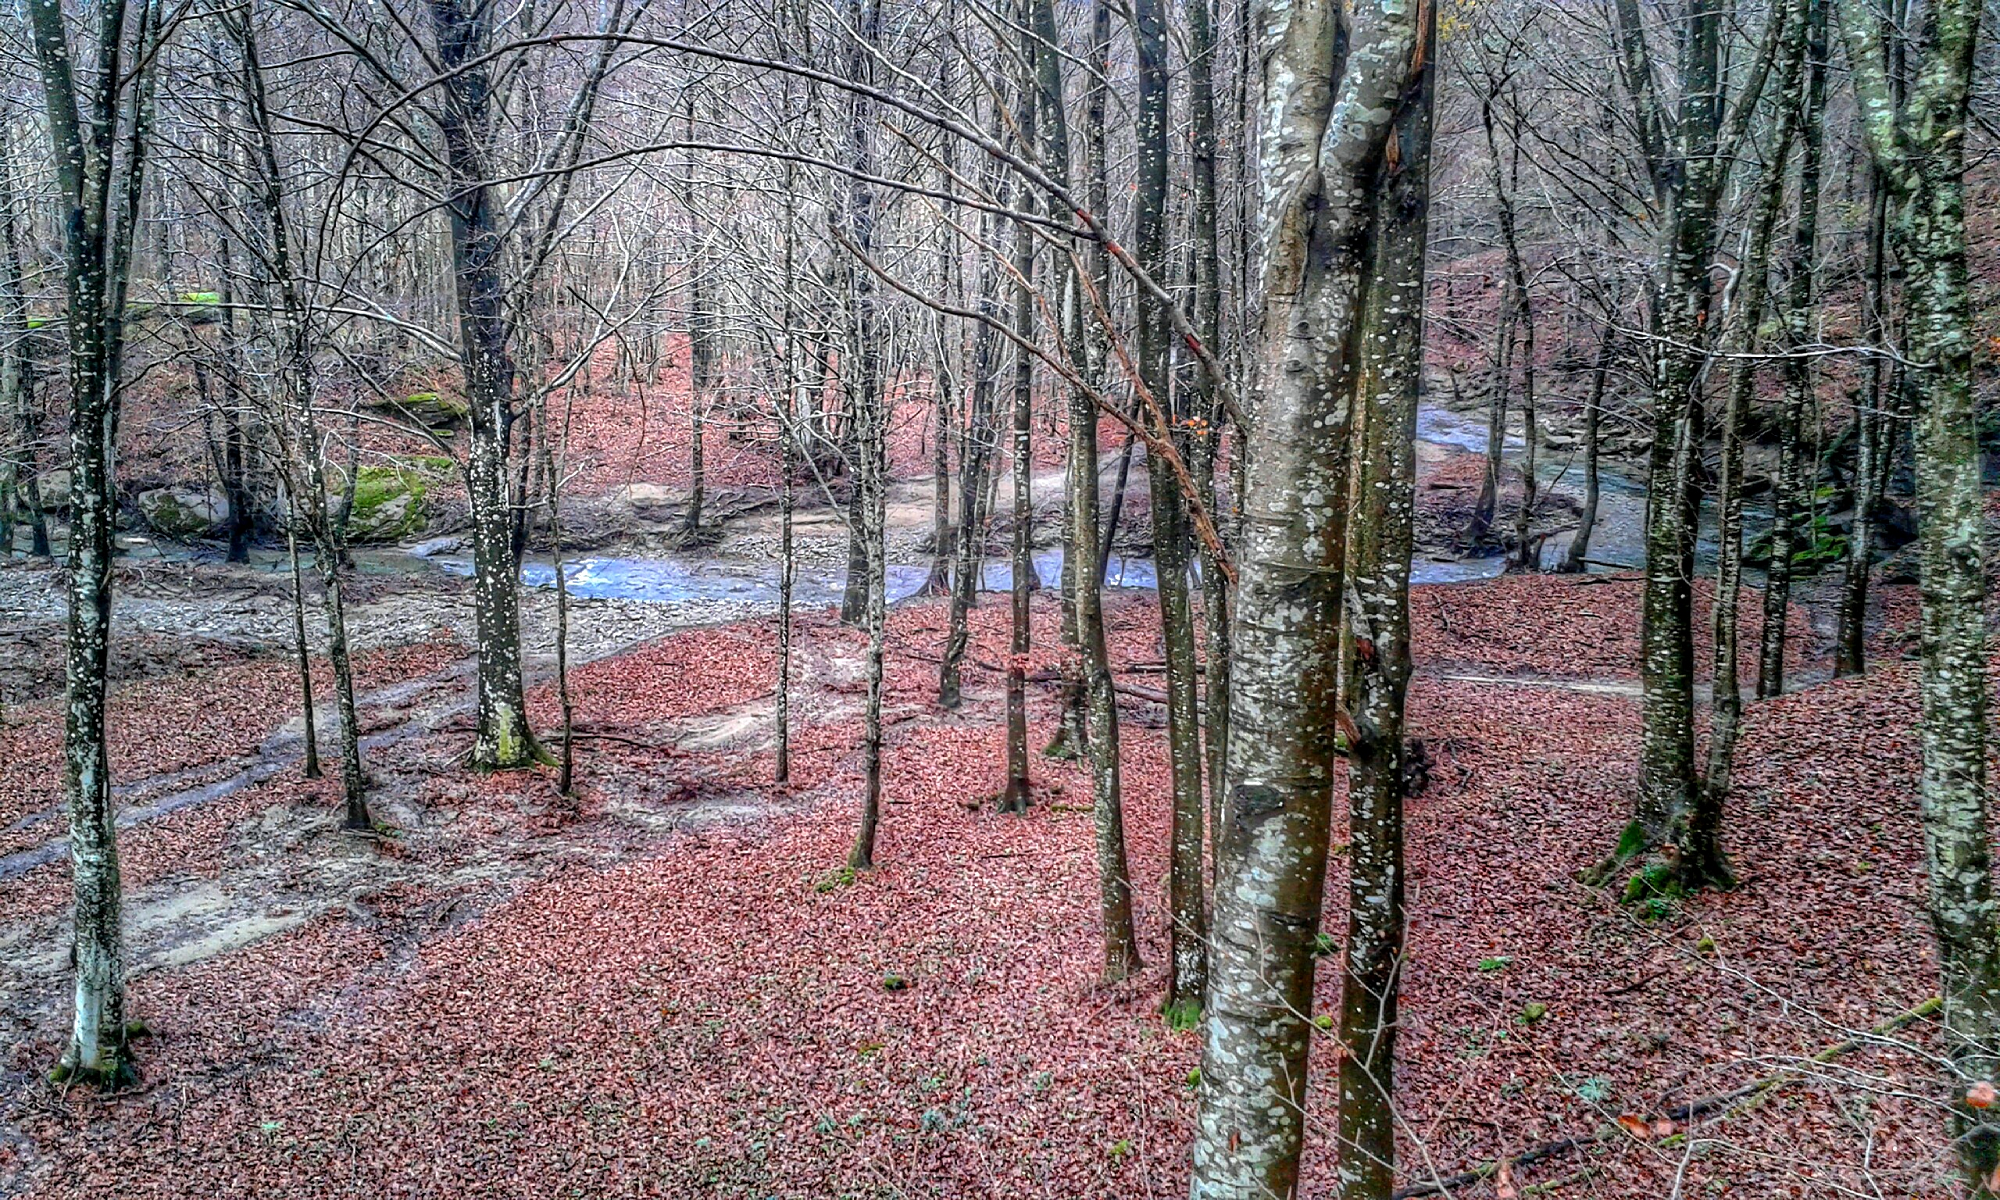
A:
2,1,2000,1198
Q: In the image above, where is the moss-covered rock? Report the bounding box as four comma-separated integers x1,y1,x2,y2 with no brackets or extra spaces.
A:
338,460,443,543
364,390,471,429
138,486,228,539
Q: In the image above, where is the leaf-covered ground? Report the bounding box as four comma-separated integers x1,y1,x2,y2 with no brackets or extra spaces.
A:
0,575,1968,1198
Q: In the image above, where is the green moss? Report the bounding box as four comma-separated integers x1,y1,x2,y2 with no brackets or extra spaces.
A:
1615,820,1649,861
1162,998,1202,1032
1519,1002,1548,1024
815,865,857,894
344,463,428,541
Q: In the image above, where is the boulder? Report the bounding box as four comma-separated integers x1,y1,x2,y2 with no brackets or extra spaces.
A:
32,468,69,508
138,486,228,539
612,483,679,518
339,461,439,543
364,390,471,429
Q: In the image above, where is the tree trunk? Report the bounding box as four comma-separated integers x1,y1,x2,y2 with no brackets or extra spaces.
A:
1558,327,1612,573
683,93,709,542
1759,0,1827,701
1187,0,1233,892
999,155,1034,817
429,0,538,769
847,0,888,868
31,0,159,1088
1192,5,1427,1193
1337,17,1433,1192
237,10,370,830
1834,165,1894,677
284,490,322,781
1134,0,1206,1022
1841,2,2000,1186
939,201,1001,711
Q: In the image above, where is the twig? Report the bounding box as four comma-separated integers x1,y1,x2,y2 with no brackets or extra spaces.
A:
1391,996,1942,1198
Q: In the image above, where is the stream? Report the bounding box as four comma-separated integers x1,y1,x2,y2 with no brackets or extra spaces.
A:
440,403,1650,611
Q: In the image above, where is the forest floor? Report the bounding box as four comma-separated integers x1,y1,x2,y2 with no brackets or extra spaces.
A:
0,534,1970,1197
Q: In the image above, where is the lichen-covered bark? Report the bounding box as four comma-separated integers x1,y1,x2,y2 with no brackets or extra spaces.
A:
1840,0,2000,1188
1336,12,1433,1194
1835,167,1895,678
1759,0,1827,702
1611,0,1785,892
29,0,159,1086
1191,3,1424,1195
429,0,537,770
1133,0,1206,1020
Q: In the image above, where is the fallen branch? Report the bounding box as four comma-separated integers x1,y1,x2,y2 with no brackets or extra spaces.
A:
1391,996,1941,1199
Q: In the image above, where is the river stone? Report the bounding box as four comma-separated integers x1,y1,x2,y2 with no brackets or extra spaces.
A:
340,464,431,543
139,486,229,539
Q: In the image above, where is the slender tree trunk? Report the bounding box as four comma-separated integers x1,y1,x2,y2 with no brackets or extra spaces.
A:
1835,165,1894,677
1025,0,1138,977
939,203,1001,711
1471,285,1512,546
999,139,1034,817
847,0,889,868
1337,18,1434,1193
1612,0,1745,894
236,5,369,829
777,119,801,784
284,490,321,781
1187,0,1234,896
1759,0,1827,700
429,0,537,770
682,93,709,542
1133,0,1206,1021
1558,326,1612,573
0,122,32,563
32,0,159,1088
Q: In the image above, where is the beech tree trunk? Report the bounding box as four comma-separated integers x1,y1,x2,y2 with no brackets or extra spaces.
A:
238,10,370,830
1186,0,1233,885
1842,3,2000,1188
1336,15,1434,1193
1192,4,1427,1194
31,0,161,1088
1759,0,1827,700
1610,0,1786,892
1558,325,1612,574
430,0,537,769
1133,0,1205,1022
847,0,889,868
1834,164,1895,677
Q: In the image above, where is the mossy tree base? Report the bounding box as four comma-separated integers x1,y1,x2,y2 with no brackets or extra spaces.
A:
1588,819,1735,902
